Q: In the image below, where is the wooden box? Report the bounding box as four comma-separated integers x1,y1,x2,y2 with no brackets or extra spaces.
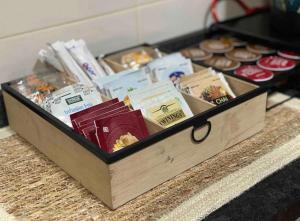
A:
2,69,267,209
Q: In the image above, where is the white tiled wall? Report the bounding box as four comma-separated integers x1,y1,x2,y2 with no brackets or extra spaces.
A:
0,0,266,83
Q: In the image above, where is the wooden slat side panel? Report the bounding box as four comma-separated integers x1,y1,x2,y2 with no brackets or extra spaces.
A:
3,92,113,208
110,93,267,208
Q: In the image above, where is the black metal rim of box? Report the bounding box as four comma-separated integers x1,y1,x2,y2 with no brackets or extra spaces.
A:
1,79,266,164
215,11,300,52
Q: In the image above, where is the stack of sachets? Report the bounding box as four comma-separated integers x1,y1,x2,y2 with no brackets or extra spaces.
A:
128,81,194,128
42,84,103,127
70,98,149,153
95,68,151,104
179,68,236,105
146,53,194,86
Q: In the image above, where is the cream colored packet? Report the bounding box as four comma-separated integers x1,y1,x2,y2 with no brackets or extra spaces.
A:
128,81,193,128
189,76,234,105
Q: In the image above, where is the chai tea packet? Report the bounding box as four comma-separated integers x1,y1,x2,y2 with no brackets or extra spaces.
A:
188,75,235,105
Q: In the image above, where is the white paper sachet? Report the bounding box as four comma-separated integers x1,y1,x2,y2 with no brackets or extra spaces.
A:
66,39,107,80
38,49,64,72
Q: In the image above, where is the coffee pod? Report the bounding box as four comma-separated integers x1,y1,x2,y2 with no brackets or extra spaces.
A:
246,44,276,54
235,65,274,82
225,48,261,62
200,39,233,53
257,55,296,71
278,50,300,60
180,48,212,61
219,36,247,47
203,56,241,71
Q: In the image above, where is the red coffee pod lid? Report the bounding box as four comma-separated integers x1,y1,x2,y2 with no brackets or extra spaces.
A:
278,50,300,60
225,48,261,62
247,44,276,54
200,39,233,53
257,56,296,71
235,65,274,82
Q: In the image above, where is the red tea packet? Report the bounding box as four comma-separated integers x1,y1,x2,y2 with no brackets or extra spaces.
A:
70,98,118,130
95,110,149,153
73,101,125,132
77,106,130,134
82,109,132,144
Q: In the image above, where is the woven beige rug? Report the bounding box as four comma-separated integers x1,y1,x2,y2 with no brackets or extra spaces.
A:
1,93,300,221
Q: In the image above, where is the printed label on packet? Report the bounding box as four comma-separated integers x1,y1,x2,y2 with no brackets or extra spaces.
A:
147,99,186,128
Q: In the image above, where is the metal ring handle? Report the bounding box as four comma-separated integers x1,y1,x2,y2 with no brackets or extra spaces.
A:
191,121,211,144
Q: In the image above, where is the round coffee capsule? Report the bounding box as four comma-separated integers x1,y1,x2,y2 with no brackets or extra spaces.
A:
257,56,296,71
246,44,276,54
180,48,212,61
219,36,247,47
200,39,233,53
235,65,274,82
278,50,300,60
225,48,261,62
203,56,241,71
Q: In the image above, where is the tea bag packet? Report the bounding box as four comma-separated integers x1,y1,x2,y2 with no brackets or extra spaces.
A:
65,39,107,80
42,84,102,127
102,68,151,101
80,107,131,142
147,53,193,85
77,105,130,134
128,81,193,128
188,75,235,105
179,68,216,92
95,110,149,153
73,101,125,132
70,98,119,131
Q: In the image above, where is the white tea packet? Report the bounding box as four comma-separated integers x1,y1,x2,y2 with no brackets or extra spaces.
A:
42,84,102,126
102,68,151,101
146,53,193,86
